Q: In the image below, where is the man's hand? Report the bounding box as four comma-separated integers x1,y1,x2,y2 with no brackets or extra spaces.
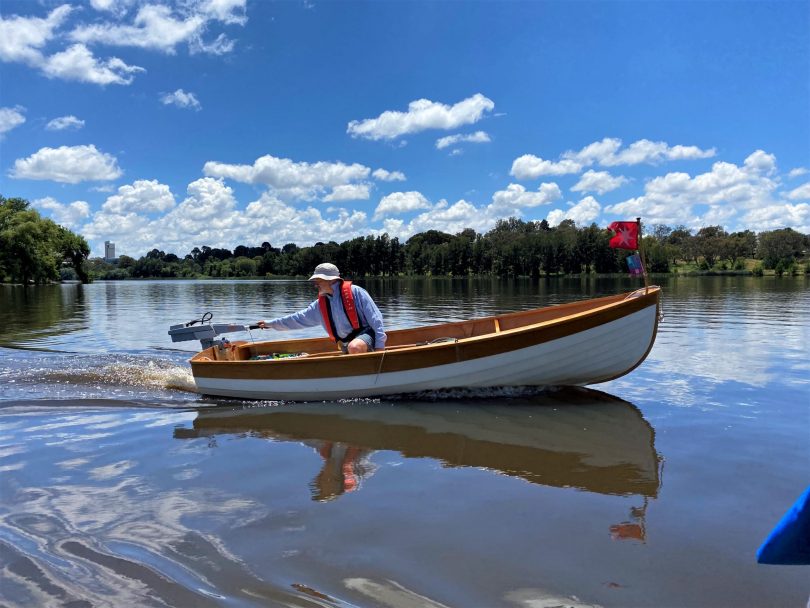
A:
257,320,268,329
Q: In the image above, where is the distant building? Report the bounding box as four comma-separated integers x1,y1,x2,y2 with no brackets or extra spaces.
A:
104,241,116,261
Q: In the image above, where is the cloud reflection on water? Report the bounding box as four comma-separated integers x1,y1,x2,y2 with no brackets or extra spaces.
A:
0,389,662,607
0,408,283,607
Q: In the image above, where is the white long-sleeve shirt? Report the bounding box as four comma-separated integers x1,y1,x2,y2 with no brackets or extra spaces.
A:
263,283,387,350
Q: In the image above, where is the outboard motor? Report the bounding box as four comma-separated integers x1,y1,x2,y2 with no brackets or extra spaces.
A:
168,312,255,350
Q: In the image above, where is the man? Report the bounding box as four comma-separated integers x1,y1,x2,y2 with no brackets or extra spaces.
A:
257,263,386,353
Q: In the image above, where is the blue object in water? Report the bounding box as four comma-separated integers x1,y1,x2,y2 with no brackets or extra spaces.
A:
757,487,810,565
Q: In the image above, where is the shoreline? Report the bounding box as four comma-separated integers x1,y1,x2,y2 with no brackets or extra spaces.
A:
5,269,810,286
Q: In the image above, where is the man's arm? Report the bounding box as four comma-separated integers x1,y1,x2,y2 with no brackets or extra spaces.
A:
259,300,322,331
354,286,387,349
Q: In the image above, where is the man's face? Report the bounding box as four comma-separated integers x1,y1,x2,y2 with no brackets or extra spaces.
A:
313,278,334,296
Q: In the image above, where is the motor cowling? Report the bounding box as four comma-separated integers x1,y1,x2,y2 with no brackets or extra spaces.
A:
168,321,249,349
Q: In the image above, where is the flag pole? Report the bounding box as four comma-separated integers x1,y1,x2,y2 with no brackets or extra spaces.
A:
636,217,649,294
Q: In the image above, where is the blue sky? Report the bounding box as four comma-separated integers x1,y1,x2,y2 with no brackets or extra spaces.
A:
1,0,808,258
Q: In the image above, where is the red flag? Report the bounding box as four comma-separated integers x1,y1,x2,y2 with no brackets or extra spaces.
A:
610,522,646,542
608,221,639,250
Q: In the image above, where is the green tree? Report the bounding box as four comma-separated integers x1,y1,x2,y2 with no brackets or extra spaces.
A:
556,220,580,274
720,231,755,268
447,229,475,275
404,230,452,274
0,195,90,284
666,226,694,264
233,256,258,277
486,218,532,276
694,226,727,268
643,236,673,272
757,228,806,269
56,226,91,283
576,224,604,274
652,224,673,241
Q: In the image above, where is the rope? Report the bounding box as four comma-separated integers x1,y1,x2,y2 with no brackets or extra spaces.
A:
374,347,386,385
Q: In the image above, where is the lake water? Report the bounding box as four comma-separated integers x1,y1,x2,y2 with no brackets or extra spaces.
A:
1,276,808,607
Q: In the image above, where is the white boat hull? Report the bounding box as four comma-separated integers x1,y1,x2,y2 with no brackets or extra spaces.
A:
193,302,658,400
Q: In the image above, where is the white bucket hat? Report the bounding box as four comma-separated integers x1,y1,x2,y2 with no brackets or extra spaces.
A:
309,263,341,281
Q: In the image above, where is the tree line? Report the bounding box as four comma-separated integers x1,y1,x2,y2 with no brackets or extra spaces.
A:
88,218,809,281
2,194,807,284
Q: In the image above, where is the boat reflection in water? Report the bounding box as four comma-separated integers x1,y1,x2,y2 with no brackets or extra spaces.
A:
176,387,662,538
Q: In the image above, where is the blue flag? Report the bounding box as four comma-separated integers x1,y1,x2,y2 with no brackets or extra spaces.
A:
626,253,644,276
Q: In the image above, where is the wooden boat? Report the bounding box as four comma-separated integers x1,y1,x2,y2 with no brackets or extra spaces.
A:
169,286,661,401
174,388,662,498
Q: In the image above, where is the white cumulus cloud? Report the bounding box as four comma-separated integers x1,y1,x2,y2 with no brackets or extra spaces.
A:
323,184,371,202
90,0,134,14
78,175,374,257
0,5,147,86
70,5,205,54
199,0,248,25
490,183,562,215
394,199,496,238
414,200,479,231
378,186,568,241
347,93,495,141
373,191,431,220
511,137,716,180
81,209,152,244
89,0,147,18
566,138,623,165
46,115,85,130
70,2,245,55
11,144,123,183
102,180,176,214
245,193,368,247
510,155,582,179
33,197,91,229
786,182,810,201
741,203,810,234
605,150,780,229
161,89,201,110
204,154,371,200
435,130,491,150
564,137,716,167
42,43,145,85
571,170,629,195
82,178,230,254
0,4,73,65
546,196,602,227
742,149,776,175
169,177,237,221
372,168,406,182
0,106,26,136
1,1,245,85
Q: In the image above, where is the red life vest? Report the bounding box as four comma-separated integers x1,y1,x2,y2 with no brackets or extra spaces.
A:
318,280,360,341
